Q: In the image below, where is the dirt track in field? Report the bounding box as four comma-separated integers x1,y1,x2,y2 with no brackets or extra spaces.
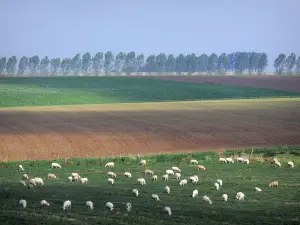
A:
149,75,300,93
0,98,300,161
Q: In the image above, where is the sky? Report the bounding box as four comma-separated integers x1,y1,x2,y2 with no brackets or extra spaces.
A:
0,0,299,72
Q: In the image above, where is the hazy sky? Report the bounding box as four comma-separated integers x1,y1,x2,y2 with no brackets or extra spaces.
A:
0,0,299,71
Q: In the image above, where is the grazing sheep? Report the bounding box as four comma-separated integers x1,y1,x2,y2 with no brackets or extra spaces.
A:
269,181,279,187
126,202,132,212
108,172,117,178
179,179,188,186
189,175,199,184
172,166,181,173
105,162,114,168
221,194,228,202
124,172,132,178
22,174,29,180
198,165,206,171
108,178,114,185
80,177,88,184
217,179,223,186
190,159,198,164
274,161,281,167
144,169,154,175
244,159,250,165
164,206,172,216
236,157,244,162
86,201,94,210
162,174,169,180
226,158,234,163
41,200,50,208
164,185,170,194
152,175,158,181
30,177,44,186
19,199,27,208
68,176,73,182
255,187,262,192
19,180,26,186
214,182,220,190
192,189,198,198
51,162,61,168
18,165,24,171
132,188,139,197
152,194,160,201
137,178,146,185
166,169,174,175
219,158,227,163
272,157,279,163
236,192,245,200
288,161,294,168
139,159,146,166
48,173,57,180
71,173,80,179
72,175,80,182
105,202,114,211
175,172,181,179
203,195,212,204
62,200,71,210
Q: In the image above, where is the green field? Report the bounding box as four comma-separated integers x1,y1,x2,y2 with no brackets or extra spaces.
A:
1,77,299,107
1,147,300,225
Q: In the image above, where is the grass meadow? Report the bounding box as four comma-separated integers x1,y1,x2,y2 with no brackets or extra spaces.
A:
1,147,300,225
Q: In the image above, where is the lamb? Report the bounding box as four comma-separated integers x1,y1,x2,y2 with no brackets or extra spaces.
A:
19,199,27,208
51,162,61,168
164,185,170,194
137,178,146,185
288,161,294,168
80,177,88,184
203,195,212,204
221,194,228,202
198,165,206,171
48,173,57,180
132,188,139,197
19,180,26,186
105,202,114,211
269,181,279,187
217,179,223,186
62,200,71,210
144,169,154,175
124,172,132,178
172,166,181,173
236,192,245,200
18,165,24,171
175,172,181,179
152,175,158,181
190,159,199,164
41,200,50,208
139,159,146,166
236,157,244,162
162,174,169,180
166,169,174,175
179,179,188,186
22,174,29,180
30,177,44,186
192,189,198,198
226,158,234,163
214,182,220,190
274,161,281,167
86,201,93,210
126,202,132,212
108,178,114,185
219,158,227,163
244,159,250,165
164,206,172,216
255,187,262,192
108,172,117,178
105,162,114,168
152,194,160,201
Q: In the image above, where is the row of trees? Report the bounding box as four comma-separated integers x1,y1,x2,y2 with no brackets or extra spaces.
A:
0,52,299,76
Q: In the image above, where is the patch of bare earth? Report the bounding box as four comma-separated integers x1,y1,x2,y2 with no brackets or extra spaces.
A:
0,99,300,161
149,75,300,93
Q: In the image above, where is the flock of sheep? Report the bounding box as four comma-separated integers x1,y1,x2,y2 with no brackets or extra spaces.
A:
16,156,295,216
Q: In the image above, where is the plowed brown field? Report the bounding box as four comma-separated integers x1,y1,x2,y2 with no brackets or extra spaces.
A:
1,98,300,161
150,75,300,93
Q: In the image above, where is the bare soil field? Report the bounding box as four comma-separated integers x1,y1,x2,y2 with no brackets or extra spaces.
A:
1,98,300,161
149,75,300,93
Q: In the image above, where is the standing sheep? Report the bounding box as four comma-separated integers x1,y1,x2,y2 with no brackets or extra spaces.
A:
41,200,50,208
126,202,132,212
226,158,234,163
162,174,169,180
179,179,188,186
137,178,146,185
152,175,158,181
221,194,228,202
166,169,174,175
203,196,212,204
144,169,154,175
244,159,250,165
19,199,27,208
108,172,117,178
269,181,279,187
48,173,57,180
80,177,88,184
124,172,132,178
152,194,160,201
198,165,206,171
219,158,227,163
175,172,181,179
30,177,44,186
105,202,114,211
18,165,24,171
139,160,146,166
236,192,245,200
19,180,26,186
164,185,170,194
217,179,223,186
68,176,73,182
288,161,294,168
132,188,139,197
62,200,71,210
274,161,281,167
214,182,220,190
236,157,244,162
164,206,172,216
108,178,114,185
105,162,115,168
190,159,199,164
86,201,94,210
51,162,61,168
22,174,29,180
192,189,198,198
172,166,181,173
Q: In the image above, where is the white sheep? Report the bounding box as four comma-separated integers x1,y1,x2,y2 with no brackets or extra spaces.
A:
203,195,212,204
219,158,227,163
108,172,117,178
28,184,34,189
164,185,170,194
175,172,181,179
192,189,198,198
255,187,262,192
86,201,94,210
217,179,223,186
19,199,27,208
162,174,169,180
236,192,245,200
190,159,198,164
214,182,220,190
80,177,88,184
269,181,279,187
68,176,73,182
226,158,234,163
272,157,279,163
288,161,294,168
105,162,114,168
152,175,158,181
221,194,228,202
126,202,132,212
236,157,244,162
51,162,61,168
19,180,26,186
144,169,154,175
18,165,24,171
48,173,57,180
108,178,114,185
166,169,174,175
179,179,188,186
22,174,29,180
71,173,80,179
41,200,50,207
189,175,199,184
62,200,71,210
139,159,146,166
106,202,114,211
152,194,160,201
132,188,139,197
244,159,250,165
164,206,172,216
30,177,44,186
137,178,146,185
274,161,281,167
198,165,206,171
172,166,181,173
124,172,132,178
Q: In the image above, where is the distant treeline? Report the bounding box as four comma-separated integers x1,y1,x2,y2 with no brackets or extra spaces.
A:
0,52,299,76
